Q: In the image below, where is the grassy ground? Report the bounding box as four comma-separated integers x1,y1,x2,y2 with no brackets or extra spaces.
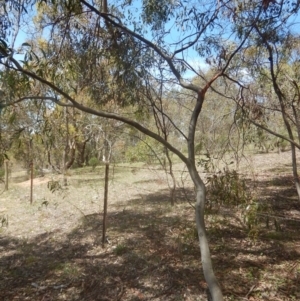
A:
0,152,299,300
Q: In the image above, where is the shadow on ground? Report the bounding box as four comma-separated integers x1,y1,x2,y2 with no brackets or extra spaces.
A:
0,184,299,301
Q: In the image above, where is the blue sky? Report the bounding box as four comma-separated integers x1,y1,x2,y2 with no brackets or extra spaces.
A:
10,0,300,79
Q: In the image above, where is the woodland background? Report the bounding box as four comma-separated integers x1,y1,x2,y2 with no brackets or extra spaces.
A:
1,0,300,300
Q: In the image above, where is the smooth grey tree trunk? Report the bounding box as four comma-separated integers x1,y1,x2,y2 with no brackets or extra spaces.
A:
188,164,223,301
187,91,224,301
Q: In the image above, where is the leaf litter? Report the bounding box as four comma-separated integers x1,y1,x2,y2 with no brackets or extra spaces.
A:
0,152,299,300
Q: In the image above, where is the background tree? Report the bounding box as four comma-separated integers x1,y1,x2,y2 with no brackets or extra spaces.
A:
226,17,300,200
1,1,300,300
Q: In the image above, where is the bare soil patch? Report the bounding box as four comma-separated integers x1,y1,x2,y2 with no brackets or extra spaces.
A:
0,151,299,300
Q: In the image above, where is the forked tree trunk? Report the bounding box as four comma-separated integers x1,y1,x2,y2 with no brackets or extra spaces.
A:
186,89,223,301
65,142,76,169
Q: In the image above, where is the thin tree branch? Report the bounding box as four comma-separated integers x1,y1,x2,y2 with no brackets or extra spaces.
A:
0,96,73,108
79,0,200,93
2,57,189,166
173,7,219,57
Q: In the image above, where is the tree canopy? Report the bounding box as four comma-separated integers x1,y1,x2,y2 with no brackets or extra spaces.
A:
1,1,300,300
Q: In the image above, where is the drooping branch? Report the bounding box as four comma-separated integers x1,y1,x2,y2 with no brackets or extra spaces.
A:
254,25,297,143
144,79,188,140
1,56,189,166
250,119,300,149
172,6,219,57
0,96,73,108
234,95,300,149
79,0,200,93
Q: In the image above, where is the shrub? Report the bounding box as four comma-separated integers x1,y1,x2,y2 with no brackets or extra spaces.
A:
114,244,128,256
207,168,251,208
125,137,164,164
0,168,4,179
207,167,277,236
88,157,99,171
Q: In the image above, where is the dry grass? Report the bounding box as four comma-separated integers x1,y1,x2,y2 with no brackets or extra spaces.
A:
0,152,299,300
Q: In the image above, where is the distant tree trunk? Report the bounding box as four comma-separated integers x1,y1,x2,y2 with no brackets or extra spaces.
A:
291,144,300,201
292,103,300,144
47,150,60,173
63,107,69,186
151,78,177,206
76,139,89,167
291,103,300,201
65,141,76,169
165,147,176,206
278,104,300,201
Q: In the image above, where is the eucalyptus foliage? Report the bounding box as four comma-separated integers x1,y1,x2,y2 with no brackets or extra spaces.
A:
1,1,300,300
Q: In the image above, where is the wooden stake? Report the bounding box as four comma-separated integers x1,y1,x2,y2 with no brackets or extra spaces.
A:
30,161,33,204
4,160,8,191
102,162,109,247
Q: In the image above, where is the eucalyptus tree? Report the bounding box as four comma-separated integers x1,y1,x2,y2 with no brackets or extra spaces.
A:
256,36,300,200
0,68,49,169
249,37,300,200
1,0,299,300
225,5,300,200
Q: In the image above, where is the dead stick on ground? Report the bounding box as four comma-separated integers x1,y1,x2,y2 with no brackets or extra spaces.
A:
246,284,257,299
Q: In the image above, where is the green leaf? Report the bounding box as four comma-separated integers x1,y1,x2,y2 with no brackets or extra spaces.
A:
22,42,31,47
8,112,16,124
0,39,8,48
40,48,47,58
